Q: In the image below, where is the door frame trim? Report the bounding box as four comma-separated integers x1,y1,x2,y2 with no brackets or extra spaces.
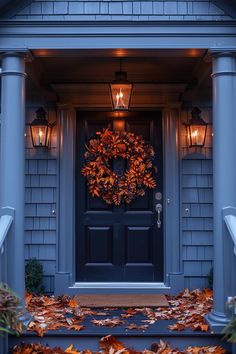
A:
55,104,184,295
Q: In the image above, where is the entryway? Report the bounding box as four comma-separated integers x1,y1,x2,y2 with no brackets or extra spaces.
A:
76,111,163,282
52,50,185,294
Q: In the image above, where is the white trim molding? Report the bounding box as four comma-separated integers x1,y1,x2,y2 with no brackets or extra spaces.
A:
55,102,184,295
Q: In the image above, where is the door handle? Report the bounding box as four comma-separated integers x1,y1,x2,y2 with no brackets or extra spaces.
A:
155,203,162,229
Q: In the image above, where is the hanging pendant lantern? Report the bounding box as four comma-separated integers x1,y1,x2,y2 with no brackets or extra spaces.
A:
109,59,133,111
30,107,52,148
185,107,208,148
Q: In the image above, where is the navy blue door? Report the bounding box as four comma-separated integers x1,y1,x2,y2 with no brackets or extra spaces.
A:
76,111,163,282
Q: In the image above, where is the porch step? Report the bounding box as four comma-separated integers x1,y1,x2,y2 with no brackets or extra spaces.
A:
9,320,232,352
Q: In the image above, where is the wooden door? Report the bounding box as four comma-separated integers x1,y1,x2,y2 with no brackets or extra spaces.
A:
76,111,163,282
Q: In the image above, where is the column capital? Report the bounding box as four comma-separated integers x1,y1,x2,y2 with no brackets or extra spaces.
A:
205,49,236,63
0,51,28,78
210,50,236,57
0,50,33,61
210,51,236,78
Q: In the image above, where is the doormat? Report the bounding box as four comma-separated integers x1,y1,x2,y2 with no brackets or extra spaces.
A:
74,294,169,307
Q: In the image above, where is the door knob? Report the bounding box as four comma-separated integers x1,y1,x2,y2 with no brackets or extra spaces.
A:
155,203,162,229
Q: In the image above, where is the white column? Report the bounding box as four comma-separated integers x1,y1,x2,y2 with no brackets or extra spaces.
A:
55,105,76,294
164,106,184,293
207,52,236,329
0,52,26,301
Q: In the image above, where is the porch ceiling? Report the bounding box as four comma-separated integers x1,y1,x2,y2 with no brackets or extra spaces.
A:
26,49,212,106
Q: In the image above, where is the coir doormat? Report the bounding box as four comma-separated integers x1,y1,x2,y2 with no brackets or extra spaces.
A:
74,294,169,307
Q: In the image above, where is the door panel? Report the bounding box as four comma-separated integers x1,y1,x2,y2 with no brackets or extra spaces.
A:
125,226,152,263
86,226,113,263
76,111,163,282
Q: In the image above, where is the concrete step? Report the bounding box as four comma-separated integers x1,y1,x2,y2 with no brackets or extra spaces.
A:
8,320,232,352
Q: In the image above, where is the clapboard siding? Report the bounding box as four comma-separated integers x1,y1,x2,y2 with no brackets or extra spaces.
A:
181,109,213,289
12,0,232,20
25,107,57,293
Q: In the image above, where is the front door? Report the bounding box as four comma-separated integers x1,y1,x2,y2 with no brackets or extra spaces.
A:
76,111,163,282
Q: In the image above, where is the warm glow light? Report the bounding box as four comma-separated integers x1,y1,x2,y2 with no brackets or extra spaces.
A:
113,119,125,131
30,107,53,148
191,130,198,145
38,129,45,146
115,89,126,109
185,107,208,148
110,70,133,111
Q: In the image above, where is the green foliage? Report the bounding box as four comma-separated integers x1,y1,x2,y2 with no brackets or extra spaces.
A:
207,267,213,289
25,258,44,294
223,297,236,343
0,283,24,335
223,316,236,343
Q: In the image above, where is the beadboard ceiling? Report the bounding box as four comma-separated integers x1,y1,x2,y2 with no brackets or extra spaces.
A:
26,49,212,106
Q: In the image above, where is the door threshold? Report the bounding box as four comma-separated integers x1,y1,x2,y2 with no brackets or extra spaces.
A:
70,282,170,294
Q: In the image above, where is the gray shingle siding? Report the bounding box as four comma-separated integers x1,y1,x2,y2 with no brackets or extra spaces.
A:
181,109,213,289
25,107,57,294
12,0,233,20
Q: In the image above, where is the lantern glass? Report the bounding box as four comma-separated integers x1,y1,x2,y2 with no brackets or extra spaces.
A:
110,82,132,111
188,125,207,147
185,107,208,148
110,68,133,111
30,125,47,147
30,107,52,148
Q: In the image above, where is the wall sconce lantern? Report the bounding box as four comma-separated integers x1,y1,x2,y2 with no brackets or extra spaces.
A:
185,107,208,148
30,107,52,148
109,60,133,111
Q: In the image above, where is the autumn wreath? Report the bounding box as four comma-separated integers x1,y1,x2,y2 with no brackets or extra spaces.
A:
81,129,156,205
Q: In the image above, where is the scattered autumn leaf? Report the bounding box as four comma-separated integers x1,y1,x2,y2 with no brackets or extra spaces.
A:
126,323,149,331
65,344,80,353
68,298,80,308
25,289,213,337
91,317,124,327
12,336,227,354
68,324,85,331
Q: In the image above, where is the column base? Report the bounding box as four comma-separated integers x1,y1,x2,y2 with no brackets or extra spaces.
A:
205,311,229,332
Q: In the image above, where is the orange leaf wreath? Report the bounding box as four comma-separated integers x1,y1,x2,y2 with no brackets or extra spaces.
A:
81,129,157,205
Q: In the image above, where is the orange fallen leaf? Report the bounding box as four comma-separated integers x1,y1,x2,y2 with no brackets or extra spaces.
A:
65,344,80,353
168,323,185,331
68,298,80,308
68,324,85,331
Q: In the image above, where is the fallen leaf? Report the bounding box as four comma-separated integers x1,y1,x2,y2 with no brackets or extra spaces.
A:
65,344,80,353
68,299,80,308
92,318,124,327
126,323,149,331
68,324,85,331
